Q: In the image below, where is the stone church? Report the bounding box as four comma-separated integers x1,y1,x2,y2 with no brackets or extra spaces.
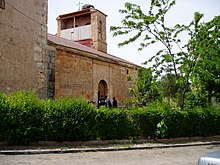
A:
0,1,138,106
48,4,138,106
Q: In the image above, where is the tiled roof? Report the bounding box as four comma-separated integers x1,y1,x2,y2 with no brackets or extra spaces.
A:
47,33,138,67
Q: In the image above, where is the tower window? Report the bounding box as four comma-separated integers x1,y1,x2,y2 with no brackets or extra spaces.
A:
99,20,102,39
0,0,5,9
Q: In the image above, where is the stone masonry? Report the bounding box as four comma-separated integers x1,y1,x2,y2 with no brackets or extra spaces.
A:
0,0,48,98
48,34,138,106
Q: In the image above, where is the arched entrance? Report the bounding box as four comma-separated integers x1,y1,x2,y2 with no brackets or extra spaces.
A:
98,80,108,105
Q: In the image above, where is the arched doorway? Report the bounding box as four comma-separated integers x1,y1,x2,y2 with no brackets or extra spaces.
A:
98,80,108,105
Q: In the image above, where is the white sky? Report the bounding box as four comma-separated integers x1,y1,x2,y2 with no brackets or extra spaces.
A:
48,0,220,66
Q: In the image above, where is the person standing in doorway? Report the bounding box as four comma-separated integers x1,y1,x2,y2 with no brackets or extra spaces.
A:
105,96,110,108
112,97,118,108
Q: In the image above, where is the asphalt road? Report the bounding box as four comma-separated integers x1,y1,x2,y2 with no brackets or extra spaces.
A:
0,144,219,165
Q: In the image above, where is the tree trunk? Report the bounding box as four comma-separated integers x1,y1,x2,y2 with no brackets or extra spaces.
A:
179,81,189,109
179,91,185,109
207,90,212,106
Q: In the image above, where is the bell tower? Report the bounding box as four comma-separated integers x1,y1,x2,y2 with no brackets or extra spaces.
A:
57,4,107,53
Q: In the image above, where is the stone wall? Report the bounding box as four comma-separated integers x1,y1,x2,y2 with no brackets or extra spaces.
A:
46,45,56,98
0,0,48,98
91,10,107,53
54,46,137,106
55,48,93,100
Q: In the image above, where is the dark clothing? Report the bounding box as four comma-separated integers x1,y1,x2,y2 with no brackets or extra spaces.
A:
98,98,105,108
112,98,118,108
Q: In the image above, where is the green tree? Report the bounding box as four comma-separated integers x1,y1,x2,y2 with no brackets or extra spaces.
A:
190,16,220,105
110,0,191,108
159,73,179,103
110,1,219,109
129,67,160,107
174,12,205,109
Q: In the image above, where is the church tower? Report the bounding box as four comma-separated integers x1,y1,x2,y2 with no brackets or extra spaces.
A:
56,4,107,53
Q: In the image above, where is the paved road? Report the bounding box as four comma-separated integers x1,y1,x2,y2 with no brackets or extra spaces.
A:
0,144,219,165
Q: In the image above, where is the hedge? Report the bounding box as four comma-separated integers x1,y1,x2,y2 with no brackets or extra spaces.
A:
0,91,220,144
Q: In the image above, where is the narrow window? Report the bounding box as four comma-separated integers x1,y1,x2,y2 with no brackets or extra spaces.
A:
99,20,102,39
0,0,5,9
127,69,129,75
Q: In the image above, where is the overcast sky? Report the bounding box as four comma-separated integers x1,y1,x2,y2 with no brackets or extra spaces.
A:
48,0,220,66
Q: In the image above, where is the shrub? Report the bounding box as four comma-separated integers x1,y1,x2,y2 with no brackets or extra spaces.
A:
155,119,168,138
187,107,220,136
6,90,44,144
164,109,190,137
44,97,97,141
130,108,163,138
95,108,135,140
0,92,8,141
164,107,220,138
130,101,171,139
0,90,219,144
